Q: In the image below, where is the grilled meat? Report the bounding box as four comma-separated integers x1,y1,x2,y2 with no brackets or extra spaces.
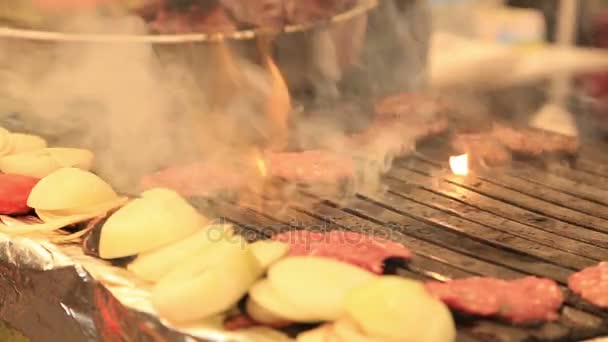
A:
265,150,355,184
426,276,564,324
140,162,244,197
491,123,579,156
568,262,608,309
452,133,512,167
272,230,412,274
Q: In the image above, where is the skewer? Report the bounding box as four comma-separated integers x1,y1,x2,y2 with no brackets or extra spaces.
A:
0,0,378,44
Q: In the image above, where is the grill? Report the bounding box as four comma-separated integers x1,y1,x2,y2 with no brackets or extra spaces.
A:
199,137,608,342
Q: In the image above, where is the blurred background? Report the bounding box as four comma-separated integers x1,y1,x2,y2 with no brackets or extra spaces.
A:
428,0,608,140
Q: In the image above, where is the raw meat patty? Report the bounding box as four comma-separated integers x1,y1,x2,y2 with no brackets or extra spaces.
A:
568,262,608,308
452,133,512,167
375,93,450,120
266,150,355,184
141,162,244,197
373,92,450,142
272,230,412,274
426,276,564,324
0,174,40,215
491,123,579,156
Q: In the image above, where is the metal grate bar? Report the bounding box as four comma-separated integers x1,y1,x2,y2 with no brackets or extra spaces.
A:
418,146,608,220
387,163,608,250
505,162,608,207
399,157,608,235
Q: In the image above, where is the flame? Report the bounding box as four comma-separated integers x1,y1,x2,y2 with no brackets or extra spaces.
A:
449,154,469,176
249,147,268,178
256,156,268,178
260,37,290,150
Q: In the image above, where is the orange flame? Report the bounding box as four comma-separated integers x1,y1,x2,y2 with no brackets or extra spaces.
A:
256,156,268,178
449,154,469,176
261,38,290,150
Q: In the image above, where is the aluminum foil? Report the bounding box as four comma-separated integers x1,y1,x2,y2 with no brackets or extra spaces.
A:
0,229,289,342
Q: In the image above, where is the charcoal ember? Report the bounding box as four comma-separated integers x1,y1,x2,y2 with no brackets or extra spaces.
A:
491,123,580,157
219,0,285,28
151,4,236,34
426,276,564,324
452,133,512,167
272,230,412,274
0,174,40,215
568,262,608,309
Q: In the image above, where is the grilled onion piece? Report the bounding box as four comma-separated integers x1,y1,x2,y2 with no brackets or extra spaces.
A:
267,257,376,321
151,237,263,323
0,127,12,157
345,276,456,342
128,225,234,282
0,148,93,178
99,188,206,259
10,133,47,153
331,318,378,342
28,167,118,211
248,279,314,323
250,240,289,269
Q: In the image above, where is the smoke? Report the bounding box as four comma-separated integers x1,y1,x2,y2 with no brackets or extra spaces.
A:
0,0,437,202
0,12,283,194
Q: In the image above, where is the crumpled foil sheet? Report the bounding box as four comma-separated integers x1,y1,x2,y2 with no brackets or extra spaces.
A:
0,230,255,342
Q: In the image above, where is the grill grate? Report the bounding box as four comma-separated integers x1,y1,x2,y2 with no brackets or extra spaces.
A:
200,139,608,342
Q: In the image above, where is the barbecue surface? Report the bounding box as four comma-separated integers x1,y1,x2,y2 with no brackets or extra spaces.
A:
197,138,608,342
